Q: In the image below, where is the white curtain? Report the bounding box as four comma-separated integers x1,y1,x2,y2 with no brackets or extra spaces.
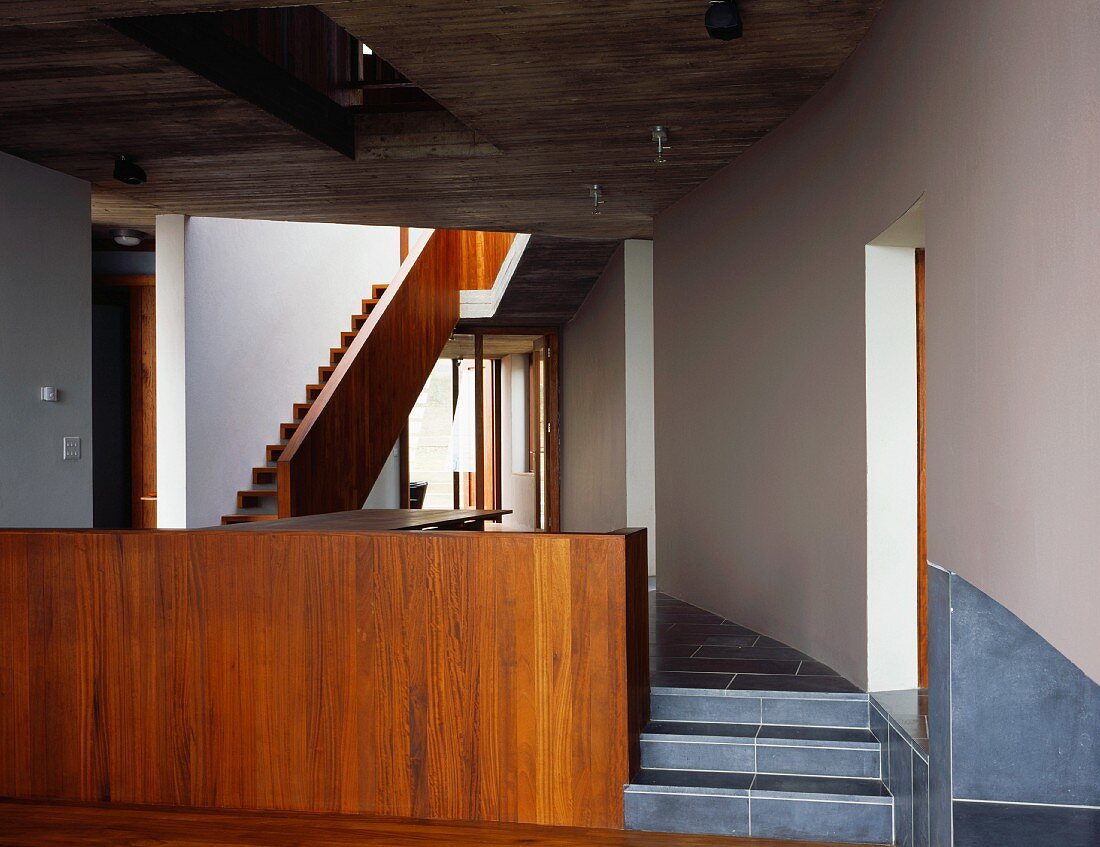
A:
449,359,477,472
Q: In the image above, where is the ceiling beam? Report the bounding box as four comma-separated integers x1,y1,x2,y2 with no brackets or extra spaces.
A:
109,13,356,159
0,1,324,27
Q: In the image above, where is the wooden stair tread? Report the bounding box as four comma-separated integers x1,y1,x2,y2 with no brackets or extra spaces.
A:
220,514,278,525
229,283,390,521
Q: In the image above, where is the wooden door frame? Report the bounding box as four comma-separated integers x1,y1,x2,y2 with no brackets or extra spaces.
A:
400,325,561,529
916,248,928,687
92,273,157,529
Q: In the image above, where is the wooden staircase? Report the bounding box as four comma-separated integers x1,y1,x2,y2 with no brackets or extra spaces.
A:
221,284,388,525
220,229,519,525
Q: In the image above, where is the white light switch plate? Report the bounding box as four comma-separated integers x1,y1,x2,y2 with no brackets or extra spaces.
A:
63,437,81,460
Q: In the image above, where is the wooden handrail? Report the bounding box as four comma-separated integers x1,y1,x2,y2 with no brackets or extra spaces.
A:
277,228,516,517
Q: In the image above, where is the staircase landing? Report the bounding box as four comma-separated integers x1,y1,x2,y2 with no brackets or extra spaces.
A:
627,591,893,845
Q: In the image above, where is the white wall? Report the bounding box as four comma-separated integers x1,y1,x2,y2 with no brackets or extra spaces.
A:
563,240,656,572
865,245,918,691
180,217,400,527
501,354,536,530
363,444,401,508
0,153,92,527
655,0,1100,684
155,215,188,527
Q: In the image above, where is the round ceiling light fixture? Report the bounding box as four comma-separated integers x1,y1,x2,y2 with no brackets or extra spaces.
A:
110,228,147,247
705,0,743,41
113,154,147,186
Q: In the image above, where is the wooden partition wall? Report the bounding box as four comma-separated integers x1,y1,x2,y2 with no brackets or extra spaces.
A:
0,527,648,828
278,228,516,518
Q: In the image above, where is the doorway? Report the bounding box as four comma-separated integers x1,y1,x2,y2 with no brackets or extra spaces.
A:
403,329,560,531
865,198,927,690
91,269,156,529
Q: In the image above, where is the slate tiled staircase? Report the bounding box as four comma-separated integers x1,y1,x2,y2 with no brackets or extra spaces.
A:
626,595,894,844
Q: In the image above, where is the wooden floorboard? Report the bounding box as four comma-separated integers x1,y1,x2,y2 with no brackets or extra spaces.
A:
0,802,859,847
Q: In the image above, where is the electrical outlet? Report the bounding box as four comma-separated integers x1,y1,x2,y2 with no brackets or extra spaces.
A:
63,437,81,460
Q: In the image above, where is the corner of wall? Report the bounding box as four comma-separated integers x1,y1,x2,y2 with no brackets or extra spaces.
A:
623,240,657,576
155,214,188,527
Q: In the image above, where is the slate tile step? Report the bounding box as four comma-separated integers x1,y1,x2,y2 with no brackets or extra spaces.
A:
627,769,890,803
643,720,878,748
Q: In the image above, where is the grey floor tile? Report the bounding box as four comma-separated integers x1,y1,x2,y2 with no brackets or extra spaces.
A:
953,800,1100,847
913,753,929,847
757,725,876,745
656,657,801,675
762,697,869,729
644,720,759,739
798,661,839,676
631,768,754,793
730,674,861,694
651,670,734,690
750,797,893,844
756,744,879,779
625,791,750,835
751,773,890,800
652,693,763,724
642,738,755,772
695,645,811,661
701,634,759,647
889,725,915,847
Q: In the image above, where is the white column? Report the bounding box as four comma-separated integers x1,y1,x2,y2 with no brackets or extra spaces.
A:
155,214,188,527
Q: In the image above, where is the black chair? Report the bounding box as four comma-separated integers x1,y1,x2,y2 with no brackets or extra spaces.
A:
409,481,428,509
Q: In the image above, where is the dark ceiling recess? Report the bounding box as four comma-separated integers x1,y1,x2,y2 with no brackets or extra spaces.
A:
107,6,443,159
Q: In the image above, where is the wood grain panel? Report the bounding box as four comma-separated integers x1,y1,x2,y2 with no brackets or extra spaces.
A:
129,285,156,528
0,528,647,827
0,800,850,847
277,229,515,517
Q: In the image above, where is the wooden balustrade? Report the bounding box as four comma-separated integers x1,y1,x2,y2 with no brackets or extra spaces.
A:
0,526,648,828
277,229,516,518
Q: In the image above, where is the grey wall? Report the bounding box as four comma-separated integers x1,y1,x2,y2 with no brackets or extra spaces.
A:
928,564,1100,846
653,0,1100,685
563,241,657,567
0,152,92,527
183,217,400,527
563,244,628,533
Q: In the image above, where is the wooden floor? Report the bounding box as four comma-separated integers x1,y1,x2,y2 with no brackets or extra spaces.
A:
0,803,853,847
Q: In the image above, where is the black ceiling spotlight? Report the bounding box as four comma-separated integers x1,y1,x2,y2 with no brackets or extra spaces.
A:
705,0,743,41
113,154,147,186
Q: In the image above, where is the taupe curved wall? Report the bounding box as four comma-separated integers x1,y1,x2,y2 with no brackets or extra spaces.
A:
654,0,1100,685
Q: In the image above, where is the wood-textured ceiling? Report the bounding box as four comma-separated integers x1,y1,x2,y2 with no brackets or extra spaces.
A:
0,0,881,240
0,1,880,320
